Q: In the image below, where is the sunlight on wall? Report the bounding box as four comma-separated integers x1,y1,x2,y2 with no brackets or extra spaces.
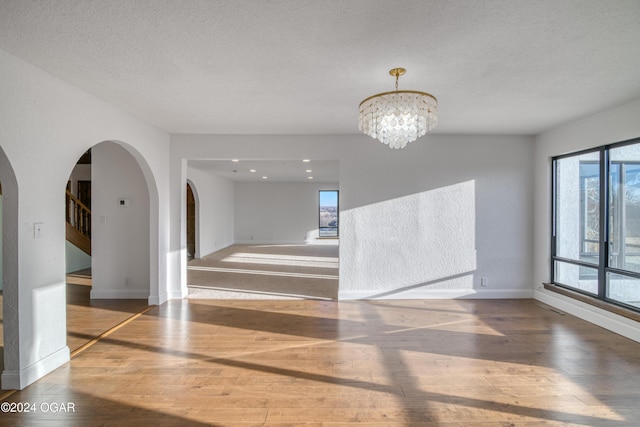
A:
340,180,477,297
32,282,68,362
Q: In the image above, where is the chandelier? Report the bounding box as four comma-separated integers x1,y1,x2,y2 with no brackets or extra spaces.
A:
358,68,438,149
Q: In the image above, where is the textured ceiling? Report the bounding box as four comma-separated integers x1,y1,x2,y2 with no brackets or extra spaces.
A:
1,0,640,137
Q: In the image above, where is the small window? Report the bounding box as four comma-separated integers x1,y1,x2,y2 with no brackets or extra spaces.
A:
319,190,338,238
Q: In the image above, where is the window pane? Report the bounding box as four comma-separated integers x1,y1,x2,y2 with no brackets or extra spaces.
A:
555,152,600,265
554,261,598,295
607,272,640,309
319,190,338,237
609,144,640,273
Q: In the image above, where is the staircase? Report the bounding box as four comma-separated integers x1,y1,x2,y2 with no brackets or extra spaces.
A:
66,189,91,255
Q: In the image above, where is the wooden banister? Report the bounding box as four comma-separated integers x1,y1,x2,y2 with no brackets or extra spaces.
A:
66,190,91,255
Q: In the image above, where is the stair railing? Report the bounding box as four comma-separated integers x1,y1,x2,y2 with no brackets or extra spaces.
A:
66,190,91,239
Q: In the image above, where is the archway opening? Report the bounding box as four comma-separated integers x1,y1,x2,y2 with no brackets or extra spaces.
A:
184,159,340,300
186,182,196,260
64,142,152,354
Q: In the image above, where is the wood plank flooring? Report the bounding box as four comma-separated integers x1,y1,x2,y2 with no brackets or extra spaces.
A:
2,298,640,426
64,270,150,354
0,270,148,384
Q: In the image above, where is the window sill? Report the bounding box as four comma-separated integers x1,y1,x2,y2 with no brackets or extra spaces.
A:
543,283,640,323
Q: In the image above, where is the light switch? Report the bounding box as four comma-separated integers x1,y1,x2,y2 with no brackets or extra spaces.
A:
34,222,43,239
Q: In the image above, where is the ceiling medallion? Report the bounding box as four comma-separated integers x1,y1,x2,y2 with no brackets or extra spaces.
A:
358,68,438,149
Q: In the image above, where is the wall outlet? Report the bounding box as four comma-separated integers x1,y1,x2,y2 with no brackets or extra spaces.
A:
480,277,488,288
125,277,131,287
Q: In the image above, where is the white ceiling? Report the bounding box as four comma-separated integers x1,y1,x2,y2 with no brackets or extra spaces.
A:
189,159,339,183
1,1,640,181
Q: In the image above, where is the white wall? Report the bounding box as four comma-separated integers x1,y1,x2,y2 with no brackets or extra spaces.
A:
65,241,91,274
234,182,339,244
533,98,640,342
338,134,534,299
187,167,235,257
170,134,534,300
91,142,150,298
0,48,171,390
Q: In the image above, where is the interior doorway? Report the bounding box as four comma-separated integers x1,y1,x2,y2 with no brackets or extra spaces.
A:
186,182,196,260
64,142,151,354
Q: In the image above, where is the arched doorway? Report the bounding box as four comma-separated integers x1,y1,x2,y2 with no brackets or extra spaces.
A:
186,182,196,260
64,145,152,353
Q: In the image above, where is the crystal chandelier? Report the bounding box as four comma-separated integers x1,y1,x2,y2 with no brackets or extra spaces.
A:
358,68,438,149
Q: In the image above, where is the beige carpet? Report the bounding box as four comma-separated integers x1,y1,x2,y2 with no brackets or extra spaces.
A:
187,243,339,300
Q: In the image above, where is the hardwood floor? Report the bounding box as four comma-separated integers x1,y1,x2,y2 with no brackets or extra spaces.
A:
0,270,148,386
64,270,151,355
2,298,640,425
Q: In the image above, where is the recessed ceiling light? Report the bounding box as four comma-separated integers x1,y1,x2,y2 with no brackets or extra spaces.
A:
302,159,310,163
308,176,314,180
262,176,268,179
231,159,239,162
306,169,312,173
250,169,256,173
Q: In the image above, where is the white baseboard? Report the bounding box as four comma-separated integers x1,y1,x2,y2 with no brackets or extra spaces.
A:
339,288,533,300
90,289,149,299
534,289,640,343
148,291,168,305
197,242,234,259
1,346,70,390
168,288,187,300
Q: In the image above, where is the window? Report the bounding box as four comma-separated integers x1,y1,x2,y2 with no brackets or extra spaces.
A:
319,190,338,237
551,138,640,311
